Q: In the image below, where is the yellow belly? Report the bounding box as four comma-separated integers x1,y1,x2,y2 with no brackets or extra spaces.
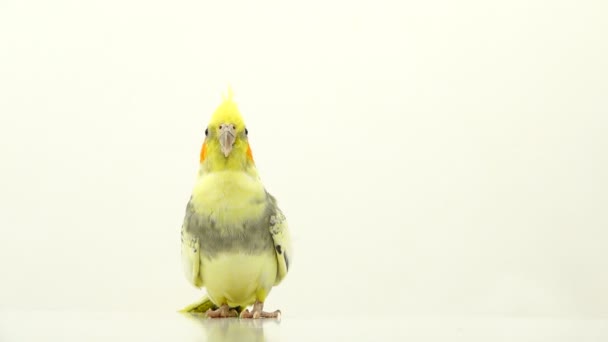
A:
202,251,277,307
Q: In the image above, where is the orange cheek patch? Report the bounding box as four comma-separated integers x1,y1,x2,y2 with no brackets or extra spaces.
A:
247,145,254,162
200,142,208,162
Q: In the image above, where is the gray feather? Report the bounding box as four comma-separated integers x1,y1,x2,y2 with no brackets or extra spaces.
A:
182,192,281,259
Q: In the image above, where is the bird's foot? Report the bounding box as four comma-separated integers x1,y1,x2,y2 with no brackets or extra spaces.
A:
206,304,238,318
239,301,281,319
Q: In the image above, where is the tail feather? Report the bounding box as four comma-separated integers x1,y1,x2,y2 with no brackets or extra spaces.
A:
179,296,218,313
179,296,246,314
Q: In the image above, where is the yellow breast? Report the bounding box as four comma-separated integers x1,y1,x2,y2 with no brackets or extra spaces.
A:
190,170,267,226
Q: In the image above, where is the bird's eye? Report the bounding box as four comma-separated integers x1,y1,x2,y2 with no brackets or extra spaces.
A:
205,128,208,136
245,128,248,135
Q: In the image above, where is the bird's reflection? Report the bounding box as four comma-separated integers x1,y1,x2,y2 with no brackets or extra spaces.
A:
182,313,279,342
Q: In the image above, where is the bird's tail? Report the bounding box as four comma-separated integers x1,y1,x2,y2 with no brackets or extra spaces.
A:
179,295,218,313
179,295,246,314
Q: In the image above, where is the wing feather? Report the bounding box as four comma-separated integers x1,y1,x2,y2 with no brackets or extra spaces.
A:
266,193,292,285
181,199,203,288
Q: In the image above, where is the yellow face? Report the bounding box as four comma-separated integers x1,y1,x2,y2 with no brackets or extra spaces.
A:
199,97,254,171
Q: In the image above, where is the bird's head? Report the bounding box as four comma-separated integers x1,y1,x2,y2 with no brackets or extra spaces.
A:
199,93,255,172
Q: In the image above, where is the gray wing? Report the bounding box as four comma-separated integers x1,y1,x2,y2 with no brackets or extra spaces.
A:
266,193,292,285
181,198,203,288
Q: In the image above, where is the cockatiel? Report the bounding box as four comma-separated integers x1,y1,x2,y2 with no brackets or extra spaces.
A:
180,92,291,318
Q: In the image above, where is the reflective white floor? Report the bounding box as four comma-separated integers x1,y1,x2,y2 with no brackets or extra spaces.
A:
1,311,607,341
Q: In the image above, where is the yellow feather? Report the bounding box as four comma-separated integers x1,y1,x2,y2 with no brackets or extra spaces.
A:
191,171,266,226
202,252,277,308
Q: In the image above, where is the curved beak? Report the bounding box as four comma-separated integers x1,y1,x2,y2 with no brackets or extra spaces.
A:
218,123,236,157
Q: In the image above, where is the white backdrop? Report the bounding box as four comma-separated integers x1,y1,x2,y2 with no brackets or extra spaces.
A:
0,0,607,318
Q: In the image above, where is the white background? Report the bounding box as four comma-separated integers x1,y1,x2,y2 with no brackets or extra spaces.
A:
1,0,607,319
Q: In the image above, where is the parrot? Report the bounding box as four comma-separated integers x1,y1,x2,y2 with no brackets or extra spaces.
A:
180,92,291,319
